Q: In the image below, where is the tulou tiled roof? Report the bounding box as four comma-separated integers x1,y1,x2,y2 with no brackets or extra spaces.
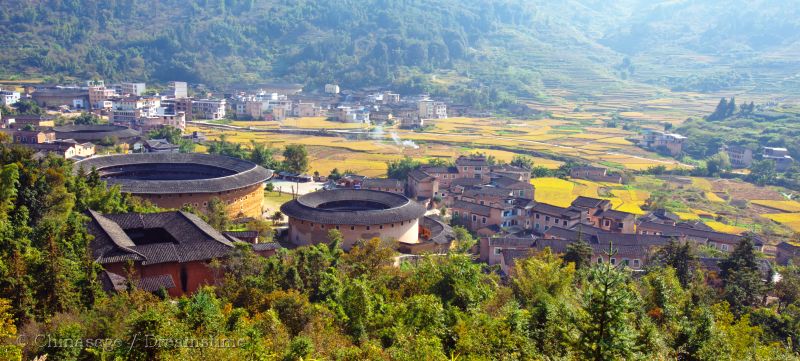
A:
75,153,273,194
54,124,141,141
281,189,426,225
86,210,235,266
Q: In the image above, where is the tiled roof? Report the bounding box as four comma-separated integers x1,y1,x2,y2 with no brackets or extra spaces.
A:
362,178,403,189
252,242,282,251
455,156,489,166
86,210,234,265
596,209,635,220
281,189,426,225
464,186,513,198
532,202,581,219
571,196,610,209
422,216,455,244
452,199,494,217
638,221,758,245
75,153,272,194
407,169,435,182
54,124,140,141
420,166,458,174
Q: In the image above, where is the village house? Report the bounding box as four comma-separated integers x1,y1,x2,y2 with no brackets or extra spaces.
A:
569,166,623,183
362,178,404,194
191,98,226,120
636,221,763,253
642,130,686,156
418,99,447,119
8,129,56,144
30,139,96,159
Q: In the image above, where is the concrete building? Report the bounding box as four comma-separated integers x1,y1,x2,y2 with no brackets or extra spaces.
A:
169,81,188,98
3,114,56,129
418,99,447,120
192,99,226,120
642,130,686,156
0,89,21,106
30,140,96,159
335,106,369,123
724,145,754,168
324,84,340,94
763,147,794,171
114,82,146,97
293,102,323,117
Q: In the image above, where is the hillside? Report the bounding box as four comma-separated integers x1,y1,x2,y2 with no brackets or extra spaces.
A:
1,0,799,99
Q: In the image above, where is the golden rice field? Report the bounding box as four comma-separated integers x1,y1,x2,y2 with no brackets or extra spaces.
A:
706,192,726,203
752,200,800,213
530,177,648,214
705,221,748,234
675,212,700,220
763,213,800,232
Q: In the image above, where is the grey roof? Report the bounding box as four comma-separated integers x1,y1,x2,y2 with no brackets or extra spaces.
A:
54,124,140,141
422,216,455,244
252,242,282,251
420,165,458,174
455,156,489,166
407,169,435,182
281,189,426,225
452,199,494,216
362,178,403,189
450,177,485,187
532,202,581,219
101,271,176,293
464,186,514,198
75,153,272,194
638,221,759,245
595,209,635,221
86,210,234,265
571,196,610,209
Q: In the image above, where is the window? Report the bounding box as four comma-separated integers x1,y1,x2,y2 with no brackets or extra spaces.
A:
597,257,603,263
366,226,371,230
350,226,355,230
379,225,383,229
535,214,540,219
721,244,729,251
335,225,340,230
545,216,550,222
472,215,477,221
563,220,568,226
494,247,502,255
622,259,630,266
604,219,611,227
535,224,540,230
633,259,641,268
482,217,486,224
610,258,617,265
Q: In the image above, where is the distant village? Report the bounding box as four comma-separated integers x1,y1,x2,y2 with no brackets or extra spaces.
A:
0,80,456,159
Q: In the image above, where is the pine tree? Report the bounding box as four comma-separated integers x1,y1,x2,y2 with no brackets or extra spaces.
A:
726,97,737,117
708,98,728,121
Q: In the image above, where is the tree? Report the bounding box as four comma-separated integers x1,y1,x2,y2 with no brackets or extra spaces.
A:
250,141,277,169
578,248,639,361
708,97,729,121
386,156,420,180
719,236,765,315
13,99,42,115
563,241,593,270
726,97,737,117
452,226,475,253
73,112,101,125
510,155,534,170
746,159,777,186
205,197,229,231
651,240,697,287
282,144,309,174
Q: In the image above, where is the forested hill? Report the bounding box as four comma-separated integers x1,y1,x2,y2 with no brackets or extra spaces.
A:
1,0,799,97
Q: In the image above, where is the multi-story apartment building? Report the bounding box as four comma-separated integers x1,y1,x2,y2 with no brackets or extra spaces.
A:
191,99,226,120
0,89,20,105
114,82,146,97
418,99,447,119
723,145,754,168
763,147,795,171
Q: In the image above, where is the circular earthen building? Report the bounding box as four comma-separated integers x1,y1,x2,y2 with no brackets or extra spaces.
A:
281,189,428,249
76,153,272,218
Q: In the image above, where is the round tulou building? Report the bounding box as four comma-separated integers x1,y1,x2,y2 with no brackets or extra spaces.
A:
281,189,453,251
76,153,272,218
